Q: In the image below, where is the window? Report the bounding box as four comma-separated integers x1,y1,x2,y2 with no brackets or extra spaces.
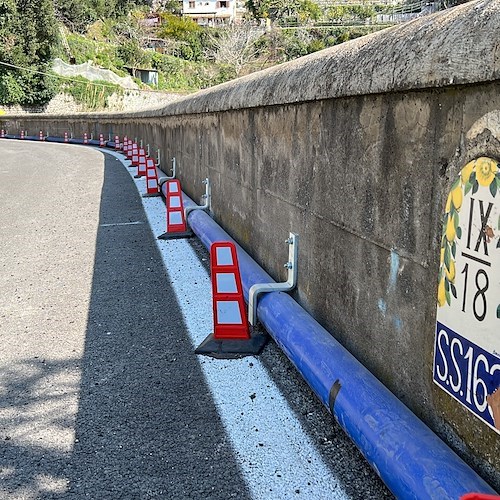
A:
217,1,228,7
188,1,195,7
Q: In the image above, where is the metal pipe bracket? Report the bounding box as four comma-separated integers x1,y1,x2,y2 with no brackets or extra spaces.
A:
185,178,210,219
248,232,298,326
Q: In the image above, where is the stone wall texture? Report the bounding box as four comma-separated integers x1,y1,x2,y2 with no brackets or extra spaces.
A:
2,0,499,490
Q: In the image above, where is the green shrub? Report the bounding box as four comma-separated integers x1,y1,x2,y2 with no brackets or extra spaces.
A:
0,73,25,105
157,14,208,62
60,76,122,109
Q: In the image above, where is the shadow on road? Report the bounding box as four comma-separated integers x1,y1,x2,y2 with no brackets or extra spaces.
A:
1,155,250,499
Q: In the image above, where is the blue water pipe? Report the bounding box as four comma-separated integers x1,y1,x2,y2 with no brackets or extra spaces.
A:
166,184,498,499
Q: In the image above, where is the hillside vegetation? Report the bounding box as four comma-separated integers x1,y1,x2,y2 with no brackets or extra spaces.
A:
0,0,469,110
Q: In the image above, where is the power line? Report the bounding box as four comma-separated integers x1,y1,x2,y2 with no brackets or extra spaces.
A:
0,60,158,93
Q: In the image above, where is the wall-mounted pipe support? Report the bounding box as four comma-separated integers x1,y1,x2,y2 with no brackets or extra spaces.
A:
158,157,176,186
155,149,161,169
167,157,176,179
184,178,210,220
248,233,298,326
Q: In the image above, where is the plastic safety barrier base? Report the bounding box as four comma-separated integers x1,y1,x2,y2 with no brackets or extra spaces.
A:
195,328,268,359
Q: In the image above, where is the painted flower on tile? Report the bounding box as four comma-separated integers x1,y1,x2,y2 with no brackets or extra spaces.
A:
475,157,498,187
437,157,499,307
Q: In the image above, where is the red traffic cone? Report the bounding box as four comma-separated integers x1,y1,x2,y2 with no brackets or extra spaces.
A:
157,179,192,240
114,135,121,150
195,242,267,358
143,158,160,197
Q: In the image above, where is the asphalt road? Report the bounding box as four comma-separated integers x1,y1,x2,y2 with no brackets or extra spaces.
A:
0,140,391,499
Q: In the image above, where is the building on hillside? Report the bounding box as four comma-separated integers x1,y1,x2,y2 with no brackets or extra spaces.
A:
124,66,159,87
182,0,237,25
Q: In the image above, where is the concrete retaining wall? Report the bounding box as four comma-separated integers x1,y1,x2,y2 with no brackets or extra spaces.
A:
2,0,499,489
0,90,180,115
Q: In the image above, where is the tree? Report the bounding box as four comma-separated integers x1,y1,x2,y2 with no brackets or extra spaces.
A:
54,0,97,33
0,0,60,106
53,0,152,33
245,0,321,23
156,13,206,61
204,25,264,76
153,0,182,14
326,5,375,23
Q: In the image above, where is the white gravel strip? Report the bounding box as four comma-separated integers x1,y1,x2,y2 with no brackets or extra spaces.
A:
109,150,348,500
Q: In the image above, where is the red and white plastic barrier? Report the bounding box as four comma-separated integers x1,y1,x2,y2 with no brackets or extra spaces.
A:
209,242,250,340
114,135,121,150
39,130,44,141
99,133,105,147
20,130,25,140
135,148,147,177
64,132,69,143
461,495,500,500
157,179,191,239
195,241,267,357
144,158,160,196
165,180,187,233
0,130,5,138
126,140,134,160
131,143,139,166
83,133,88,145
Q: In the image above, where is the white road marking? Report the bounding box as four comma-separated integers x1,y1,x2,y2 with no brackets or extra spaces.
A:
110,149,349,499
99,221,143,227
